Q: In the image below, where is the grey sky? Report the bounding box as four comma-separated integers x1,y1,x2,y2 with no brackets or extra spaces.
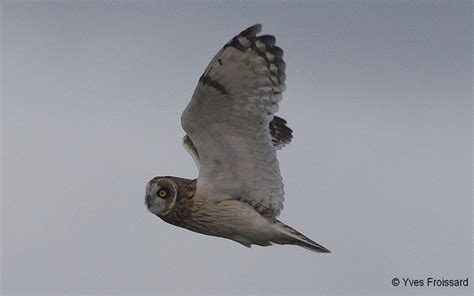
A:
1,1,472,295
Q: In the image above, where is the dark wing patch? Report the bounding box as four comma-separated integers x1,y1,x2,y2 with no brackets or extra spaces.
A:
199,75,228,95
270,116,293,149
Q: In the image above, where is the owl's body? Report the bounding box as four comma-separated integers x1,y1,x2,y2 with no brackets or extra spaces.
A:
146,25,330,253
147,177,329,252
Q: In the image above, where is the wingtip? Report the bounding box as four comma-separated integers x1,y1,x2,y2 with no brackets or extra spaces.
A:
301,242,331,253
240,24,262,36
317,246,332,254
273,220,331,254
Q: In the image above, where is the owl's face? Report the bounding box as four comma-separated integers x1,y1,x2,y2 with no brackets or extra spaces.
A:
145,177,178,216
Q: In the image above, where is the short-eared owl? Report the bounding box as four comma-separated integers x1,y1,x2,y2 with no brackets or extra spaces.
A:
146,24,330,253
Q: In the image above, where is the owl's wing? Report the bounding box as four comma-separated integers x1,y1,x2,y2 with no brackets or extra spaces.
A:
181,24,288,217
182,114,292,172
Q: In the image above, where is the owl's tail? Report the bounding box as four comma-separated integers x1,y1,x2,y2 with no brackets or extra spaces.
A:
271,220,331,253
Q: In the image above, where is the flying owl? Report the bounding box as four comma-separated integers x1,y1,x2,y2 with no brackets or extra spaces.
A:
145,24,330,253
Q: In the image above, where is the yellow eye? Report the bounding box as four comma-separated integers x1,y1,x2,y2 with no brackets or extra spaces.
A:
157,189,168,198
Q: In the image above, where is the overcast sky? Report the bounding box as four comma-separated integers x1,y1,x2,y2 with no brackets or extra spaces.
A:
1,1,472,295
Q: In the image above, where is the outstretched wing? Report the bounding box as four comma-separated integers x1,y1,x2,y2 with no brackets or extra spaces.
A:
182,115,292,171
181,24,288,217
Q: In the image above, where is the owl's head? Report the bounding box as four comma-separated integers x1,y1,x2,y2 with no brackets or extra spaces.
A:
145,177,178,216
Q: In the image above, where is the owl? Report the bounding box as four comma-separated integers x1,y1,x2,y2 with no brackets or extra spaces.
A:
145,24,330,253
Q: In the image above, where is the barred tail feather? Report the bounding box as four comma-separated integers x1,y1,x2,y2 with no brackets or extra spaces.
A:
272,220,331,253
